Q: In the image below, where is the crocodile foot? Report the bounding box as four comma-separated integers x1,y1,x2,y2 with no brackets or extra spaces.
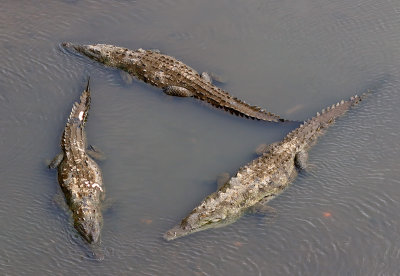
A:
163,86,194,97
201,71,226,84
48,152,64,169
216,172,230,189
87,145,106,161
119,71,134,85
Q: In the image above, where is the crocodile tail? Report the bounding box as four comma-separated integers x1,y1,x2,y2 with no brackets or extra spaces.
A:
224,97,287,122
284,92,367,145
67,78,91,127
202,88,290,123
310,93,364,126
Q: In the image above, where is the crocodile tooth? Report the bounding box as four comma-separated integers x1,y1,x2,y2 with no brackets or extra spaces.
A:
331,104,335,109
340,100,344,104
321,108,325,114
316,112,320,116
336,102,340,107
350,96,354,100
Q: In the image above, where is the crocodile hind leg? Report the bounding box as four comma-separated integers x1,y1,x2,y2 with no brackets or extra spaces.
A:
248,195,277,215
250,203,277,215
52,191,69,212
164,72,224,96
246,195,278,227
101,197,117,214
120,71,134,85
163,86,194,97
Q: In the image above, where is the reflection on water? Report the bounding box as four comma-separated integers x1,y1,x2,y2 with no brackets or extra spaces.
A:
1,0,400,274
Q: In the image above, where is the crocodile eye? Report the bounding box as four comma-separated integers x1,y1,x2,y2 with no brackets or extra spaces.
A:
167,231,177,237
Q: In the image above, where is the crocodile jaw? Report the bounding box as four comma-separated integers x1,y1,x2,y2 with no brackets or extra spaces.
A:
163,224,191,241
164,214,239,241
164,218,218,241
74,211,102,244
163,223,216,241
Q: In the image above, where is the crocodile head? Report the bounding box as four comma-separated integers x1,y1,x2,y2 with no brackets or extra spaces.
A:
62,42,115,65
74,207,103,244
164,206,240,241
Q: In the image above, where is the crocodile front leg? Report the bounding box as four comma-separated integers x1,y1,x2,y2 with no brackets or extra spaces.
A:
216,172,230,189
87,145,106,161
201,72,212,84
248,195,277,216
49,152,64,169
163,86,194,97
201,72,225,84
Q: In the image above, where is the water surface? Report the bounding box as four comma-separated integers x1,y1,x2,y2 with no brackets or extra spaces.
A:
1,0,400,274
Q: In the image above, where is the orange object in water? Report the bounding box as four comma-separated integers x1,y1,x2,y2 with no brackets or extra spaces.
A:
140,218,153,225
323,212,332,217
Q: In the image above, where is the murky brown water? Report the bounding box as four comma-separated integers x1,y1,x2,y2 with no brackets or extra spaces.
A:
1,0,400,274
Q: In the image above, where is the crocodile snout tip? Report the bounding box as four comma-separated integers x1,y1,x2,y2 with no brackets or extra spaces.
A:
60,42,79,54
60,42,84,53
163,230,178,241
61,42,74,49
163,225,189,241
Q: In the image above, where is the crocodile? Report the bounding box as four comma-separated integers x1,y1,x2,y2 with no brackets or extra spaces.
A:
61,42,289,122
164,93,366,241
49,79,105,256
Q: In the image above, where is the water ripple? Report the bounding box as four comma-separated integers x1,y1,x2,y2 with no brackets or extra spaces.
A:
2,0,400,275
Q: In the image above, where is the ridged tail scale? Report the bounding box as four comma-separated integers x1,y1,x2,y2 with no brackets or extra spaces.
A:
284,94,364,149
65,80,90,130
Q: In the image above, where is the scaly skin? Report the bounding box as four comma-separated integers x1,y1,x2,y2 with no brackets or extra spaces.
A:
51,80,105,246
164,94,365,240
62,42,289,122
